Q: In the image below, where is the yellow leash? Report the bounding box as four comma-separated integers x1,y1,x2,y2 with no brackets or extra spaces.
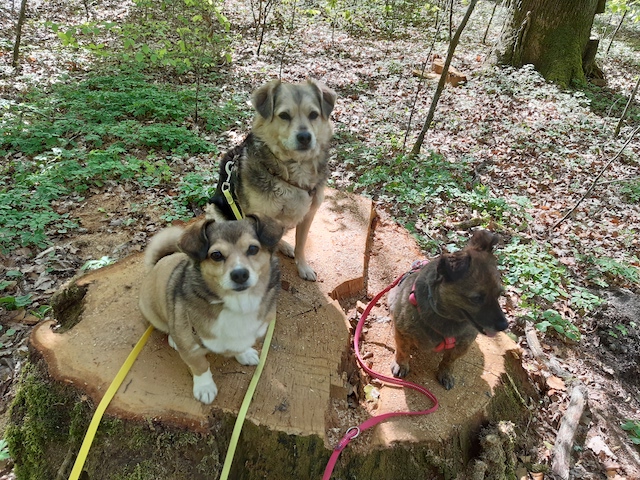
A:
68,325,155,480
220,318,276,479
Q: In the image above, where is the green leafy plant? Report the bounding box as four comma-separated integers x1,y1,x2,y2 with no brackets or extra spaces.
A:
621,420,640,445
535,309,581,342
0,438,9,462
579,254,640,287
162,170,217,222
499,239,569,304
0,294,32,311
0,71,244,252
499,239,593,342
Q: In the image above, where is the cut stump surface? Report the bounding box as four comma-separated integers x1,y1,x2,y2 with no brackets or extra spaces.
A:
23,191,529,479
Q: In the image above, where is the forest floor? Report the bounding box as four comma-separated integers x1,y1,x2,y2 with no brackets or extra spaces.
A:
1,0,640,478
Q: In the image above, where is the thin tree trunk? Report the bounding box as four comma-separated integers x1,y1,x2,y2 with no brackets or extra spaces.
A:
482,2,498,44
605,9,627,54
410,0,478,157
12,0,28,68
402,10,443,151
614,75,640,137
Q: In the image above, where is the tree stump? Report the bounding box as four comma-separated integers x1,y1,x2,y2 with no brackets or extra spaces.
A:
8,190,532,480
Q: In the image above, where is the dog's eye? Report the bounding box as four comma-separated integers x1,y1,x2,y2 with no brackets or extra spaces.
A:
278,112,291,121
309,111,319,120
470,294,485,305
210,251,225,262
247,245,260,256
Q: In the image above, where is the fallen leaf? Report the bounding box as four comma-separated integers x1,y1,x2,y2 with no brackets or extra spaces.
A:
546,376,566,391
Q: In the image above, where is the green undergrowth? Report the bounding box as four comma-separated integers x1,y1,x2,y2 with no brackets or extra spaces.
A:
336,134,620,343
0,70,245,252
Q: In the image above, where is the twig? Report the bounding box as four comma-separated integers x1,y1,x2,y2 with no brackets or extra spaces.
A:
597,175,640,185
551,384,588,480
551,125,640,231
614,75,640,137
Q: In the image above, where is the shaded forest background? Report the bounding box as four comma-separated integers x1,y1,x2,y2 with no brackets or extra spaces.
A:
0,0,639,478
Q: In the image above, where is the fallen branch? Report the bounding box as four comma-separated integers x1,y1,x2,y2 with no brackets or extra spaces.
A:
551,125,640,231
524,321,571,379
551,384,588,480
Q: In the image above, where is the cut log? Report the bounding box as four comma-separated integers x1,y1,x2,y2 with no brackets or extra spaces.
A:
8,193,533,480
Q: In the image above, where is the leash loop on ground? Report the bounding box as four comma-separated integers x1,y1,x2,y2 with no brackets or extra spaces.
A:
322,266,439,480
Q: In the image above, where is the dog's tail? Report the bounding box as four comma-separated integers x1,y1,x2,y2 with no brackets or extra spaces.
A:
144,226,184,270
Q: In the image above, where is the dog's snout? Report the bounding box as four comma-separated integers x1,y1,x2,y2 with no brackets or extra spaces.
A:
296,131,312,147
230,268,250,285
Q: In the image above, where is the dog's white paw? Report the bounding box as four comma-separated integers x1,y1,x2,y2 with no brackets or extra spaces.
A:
278,240,295,258
193,368,218,404
297,262,317,282
168,335,178,350
235,348,260,366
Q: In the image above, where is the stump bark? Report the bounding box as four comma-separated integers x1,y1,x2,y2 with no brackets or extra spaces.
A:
8,190,532,480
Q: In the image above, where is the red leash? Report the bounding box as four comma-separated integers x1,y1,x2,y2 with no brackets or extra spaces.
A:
322,268,439,479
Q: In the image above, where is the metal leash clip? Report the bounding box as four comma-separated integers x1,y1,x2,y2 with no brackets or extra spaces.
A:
221,160,243,220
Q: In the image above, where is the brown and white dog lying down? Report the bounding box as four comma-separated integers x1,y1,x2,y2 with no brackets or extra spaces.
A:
208,79,338,281
138,216,284,404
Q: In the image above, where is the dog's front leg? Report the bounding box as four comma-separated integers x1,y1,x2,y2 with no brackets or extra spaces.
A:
436,339,473,390
171,330,218,404
292,190,323,281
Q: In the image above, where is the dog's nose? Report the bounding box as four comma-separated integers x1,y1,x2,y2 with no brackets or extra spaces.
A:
230,268,250,285
296,131,312,147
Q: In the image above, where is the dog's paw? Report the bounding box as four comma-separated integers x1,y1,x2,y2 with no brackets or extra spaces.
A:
235,348,260,366
193,368,218,404
168,335,178,351
437,370,455,390
391,360,409,378
278,240,295,258
296,262,317,282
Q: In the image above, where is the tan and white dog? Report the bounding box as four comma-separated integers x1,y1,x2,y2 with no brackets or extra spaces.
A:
138,216,283,404
208,79,337,281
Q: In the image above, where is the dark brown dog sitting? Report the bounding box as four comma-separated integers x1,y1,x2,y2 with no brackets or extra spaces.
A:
388,230,508,390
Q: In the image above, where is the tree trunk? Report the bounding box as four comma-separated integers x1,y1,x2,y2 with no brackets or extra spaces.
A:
492,0,599,87
12,0,28,68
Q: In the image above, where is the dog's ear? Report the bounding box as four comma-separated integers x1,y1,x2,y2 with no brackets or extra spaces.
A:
468,230,500,252
246,215,284,250
252,80,281,120
308,79,337,119
179,219,214,261
437,252,471,282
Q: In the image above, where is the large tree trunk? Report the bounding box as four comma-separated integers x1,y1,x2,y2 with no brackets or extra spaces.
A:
492,0,599,87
